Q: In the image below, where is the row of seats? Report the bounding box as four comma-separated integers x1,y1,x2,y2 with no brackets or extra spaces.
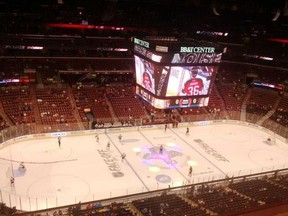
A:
246,87,279,115
217,84,246,111
1,82,287,129
229,177,288,204
188,185,260,215
132,193,207,216
270,95,288,127
107,86,146,119
31,171,288,216
36,88,78,125
131,174,288,216
73,86,113,122
0,87,35,125
67,201,134,216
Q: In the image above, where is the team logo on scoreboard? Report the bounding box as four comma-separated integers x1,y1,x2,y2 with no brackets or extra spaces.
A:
179,98,192,107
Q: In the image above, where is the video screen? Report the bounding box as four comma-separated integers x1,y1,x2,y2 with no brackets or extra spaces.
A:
134,54,219,109
165,66,216,97
135,55,155,94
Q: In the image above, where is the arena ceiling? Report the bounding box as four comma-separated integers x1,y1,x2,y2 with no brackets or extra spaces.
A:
0,0,287,37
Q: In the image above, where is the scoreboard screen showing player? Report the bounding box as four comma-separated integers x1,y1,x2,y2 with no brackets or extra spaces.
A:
165,66,217,97
133,37,223,109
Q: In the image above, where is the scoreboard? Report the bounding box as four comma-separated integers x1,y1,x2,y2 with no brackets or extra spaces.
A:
133,37,223,109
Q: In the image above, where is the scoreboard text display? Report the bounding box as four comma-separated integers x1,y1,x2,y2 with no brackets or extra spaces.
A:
133,38,223,109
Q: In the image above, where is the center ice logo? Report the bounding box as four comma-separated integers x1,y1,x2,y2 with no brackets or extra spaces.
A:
142,146,184,169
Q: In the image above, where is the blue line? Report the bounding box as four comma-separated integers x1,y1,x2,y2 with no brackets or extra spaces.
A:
106,134,150,191
138,130,155,147
169,128,227,176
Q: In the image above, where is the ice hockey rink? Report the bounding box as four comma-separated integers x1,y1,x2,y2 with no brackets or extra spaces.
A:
1,121,288,211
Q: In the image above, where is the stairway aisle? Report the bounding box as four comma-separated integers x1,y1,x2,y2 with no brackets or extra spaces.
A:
213,85,230,119
29,85,42,125
67,86,85,130
257,95,282,126
240,87,252,122
105,97,119,123
0,102,13,126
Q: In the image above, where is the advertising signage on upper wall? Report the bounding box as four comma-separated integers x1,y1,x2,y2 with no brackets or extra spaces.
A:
180,46,215,53
171,52,222,64
133,39,222,65
172,46,222,64
133,38,149,48
134,45,163,63
252,81,284,91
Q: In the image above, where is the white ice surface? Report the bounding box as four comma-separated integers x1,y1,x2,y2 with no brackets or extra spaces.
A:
0,124,288,211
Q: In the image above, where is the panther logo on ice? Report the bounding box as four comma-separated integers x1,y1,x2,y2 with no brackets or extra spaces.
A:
142,146,185,168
